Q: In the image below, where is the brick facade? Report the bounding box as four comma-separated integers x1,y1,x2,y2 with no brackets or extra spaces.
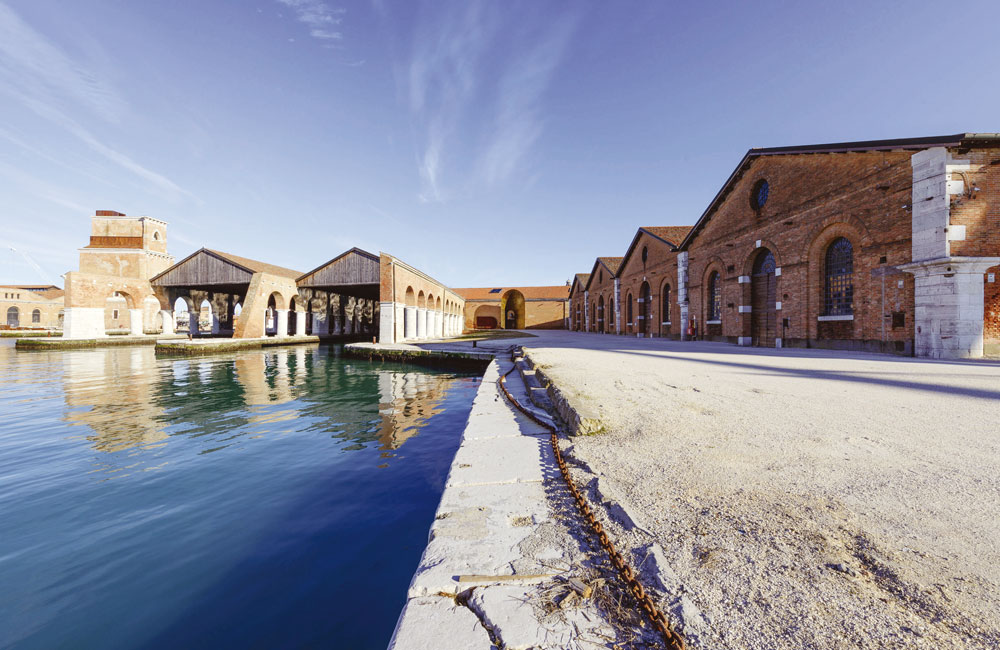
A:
617,228,688,338
569,273,589,331
584,258,622,333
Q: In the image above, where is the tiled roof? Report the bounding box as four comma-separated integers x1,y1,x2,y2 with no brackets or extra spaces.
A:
453,286,570,301
641,226,692,247
597,257,623,275
574,273,590,287
206,249,303,279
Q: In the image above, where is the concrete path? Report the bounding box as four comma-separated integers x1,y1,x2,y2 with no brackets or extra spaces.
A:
389,357,630,650
514,330,1000,650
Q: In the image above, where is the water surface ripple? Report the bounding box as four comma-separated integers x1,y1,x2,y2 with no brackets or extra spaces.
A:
0,340,480,649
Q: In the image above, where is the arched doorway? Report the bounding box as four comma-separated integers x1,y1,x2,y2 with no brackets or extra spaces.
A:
639,281,651,336
751,249,777,347
597,295,605,333
501,290,525,329
474,304,500,329
6,306,19,327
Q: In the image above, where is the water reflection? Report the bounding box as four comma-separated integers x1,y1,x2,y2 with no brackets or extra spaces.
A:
47,343,460,468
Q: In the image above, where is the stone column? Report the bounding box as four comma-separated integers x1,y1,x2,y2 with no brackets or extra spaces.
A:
379,302,395,343
276,309,289,337
404,306,416,340
901,258,999,359
211,312,220,334
189,312,199,335
160,310,174,335
128,309,144,336
434,310,442,338
62,307,106,339
584,290,590,331
295,310,307,337
416,308,427,339
677,251,690,341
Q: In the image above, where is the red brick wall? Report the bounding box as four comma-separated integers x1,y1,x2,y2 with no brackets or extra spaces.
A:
586,263,618,333
948,148,1000,259
986,266,1000,342
685,150,916,350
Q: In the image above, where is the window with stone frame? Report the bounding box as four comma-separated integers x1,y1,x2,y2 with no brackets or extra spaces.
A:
708,272,722,321
626,294,633,324
662,285,671,322
32,309,41,323
824,237,854,315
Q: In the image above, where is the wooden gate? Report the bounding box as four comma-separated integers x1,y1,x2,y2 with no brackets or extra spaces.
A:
751,250,776,347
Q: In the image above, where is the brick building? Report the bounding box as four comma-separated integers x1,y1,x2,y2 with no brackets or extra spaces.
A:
456,286,569,330
582,257,622,333
0,285,64,329
616,227,690,337
568,273,589,331
569,134,1000,359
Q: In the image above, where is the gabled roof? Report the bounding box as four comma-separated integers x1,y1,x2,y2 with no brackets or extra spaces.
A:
297,247,380,284
584,257,623,291
569,273,590,298
679,132,1000,250
618,226,692,273
150,247,302,284
206,249,302,279
453,286,570,301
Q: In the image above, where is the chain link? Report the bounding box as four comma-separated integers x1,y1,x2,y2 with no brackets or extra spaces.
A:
498,355,685,650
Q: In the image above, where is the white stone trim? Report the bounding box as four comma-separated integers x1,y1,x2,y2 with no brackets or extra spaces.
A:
755,239,762,248
738,275,750,284
738,305,751,313
706,319,721,325
817,314,854,321
775,267,782,277
738,336,751,346
775,337,783,348
775,301,782,310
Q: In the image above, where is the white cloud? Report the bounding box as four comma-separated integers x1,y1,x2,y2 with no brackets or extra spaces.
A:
277,0,345,43
401,3,577,202
0,3,192,202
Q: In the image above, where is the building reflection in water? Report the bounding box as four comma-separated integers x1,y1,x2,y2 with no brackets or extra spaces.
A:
57,344,459,466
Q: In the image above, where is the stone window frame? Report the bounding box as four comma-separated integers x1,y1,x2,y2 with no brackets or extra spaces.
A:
708,271,722,321
823,237,854,316
32,309,41,323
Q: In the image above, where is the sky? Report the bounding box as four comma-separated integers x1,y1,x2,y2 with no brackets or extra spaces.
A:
2,0,1000,288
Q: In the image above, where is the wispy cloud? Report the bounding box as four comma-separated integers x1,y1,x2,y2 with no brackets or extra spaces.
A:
277,0,345,44
402,2,577,202
0,3,192,202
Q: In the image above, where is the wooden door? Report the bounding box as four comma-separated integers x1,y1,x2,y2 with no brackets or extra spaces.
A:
751,250,776,347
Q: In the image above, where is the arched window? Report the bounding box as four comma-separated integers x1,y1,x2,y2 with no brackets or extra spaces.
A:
32,309,41,323
608,298,615,332
626,294,633,324
708,272,722,321
641,246,648,264
824,237,854,315
7,306,19,327
662,285,671,323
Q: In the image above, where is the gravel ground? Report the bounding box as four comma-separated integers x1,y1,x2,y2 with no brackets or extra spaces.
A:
520,331,1000,650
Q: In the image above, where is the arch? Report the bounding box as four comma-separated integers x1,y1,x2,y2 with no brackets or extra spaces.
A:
474,304,500,329
111,289,137,310
435,296,441,310
417,290,426,309
289,294,304,311
823,237,854,316
661,280,672,335
750,248,777,347
806,221,866,337
741,240,783,276
639,281,651,336
626,292,634,328
597,294,605,332
404,286,416,307
6,306,19,327
153,230,160,240
233,302,243,317
426,293,435,311
268,291,287,311
501,289,525,329
707,271,722,321
32,308,41,324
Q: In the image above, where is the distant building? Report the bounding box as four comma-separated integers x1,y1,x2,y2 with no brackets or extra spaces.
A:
454,286,570,330
0,285,64,329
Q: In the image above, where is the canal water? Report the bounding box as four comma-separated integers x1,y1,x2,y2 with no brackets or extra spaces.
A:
0,340,481,649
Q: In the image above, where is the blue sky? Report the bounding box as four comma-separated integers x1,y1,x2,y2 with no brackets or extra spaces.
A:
2,0,999,288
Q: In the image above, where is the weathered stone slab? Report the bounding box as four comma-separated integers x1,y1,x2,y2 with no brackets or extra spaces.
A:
446,435,554,487
387,596,495,650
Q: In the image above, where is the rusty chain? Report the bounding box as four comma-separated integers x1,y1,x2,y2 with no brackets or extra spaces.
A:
497,354,685,650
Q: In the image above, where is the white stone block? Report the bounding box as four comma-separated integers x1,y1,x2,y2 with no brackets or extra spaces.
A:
63,307,106,339
738,305,751,313
388,597,493,650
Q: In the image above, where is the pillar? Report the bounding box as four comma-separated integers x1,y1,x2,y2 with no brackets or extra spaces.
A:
62,307,106,339
584,290,590,331
379,302,395,343
189,312,199,335
434,310,442,338
416,307,427,339
404,306,416,340
677,251,690,341
295,310,307,337
276,309,289,337
901,258,999,359
160,310,174,335
211,312,220,334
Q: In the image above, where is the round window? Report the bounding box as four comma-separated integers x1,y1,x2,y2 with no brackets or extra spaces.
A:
751,179,769,210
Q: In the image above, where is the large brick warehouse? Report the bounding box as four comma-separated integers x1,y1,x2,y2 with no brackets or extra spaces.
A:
573,133,1000,359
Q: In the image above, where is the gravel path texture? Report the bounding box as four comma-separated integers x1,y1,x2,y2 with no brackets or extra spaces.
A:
519,331,1000,650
